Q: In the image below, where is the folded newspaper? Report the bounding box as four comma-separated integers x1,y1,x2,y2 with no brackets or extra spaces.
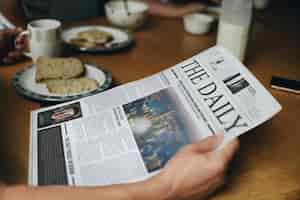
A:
29,46,281,186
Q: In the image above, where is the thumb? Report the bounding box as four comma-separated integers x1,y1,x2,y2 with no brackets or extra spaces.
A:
190,134,224,153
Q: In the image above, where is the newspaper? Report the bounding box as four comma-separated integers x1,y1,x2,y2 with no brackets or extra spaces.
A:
29,46,281,186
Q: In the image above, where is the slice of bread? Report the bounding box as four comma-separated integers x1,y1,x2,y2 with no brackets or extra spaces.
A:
35,57,85,82
77,29,113,44
45,78,98,95
70,38,97,48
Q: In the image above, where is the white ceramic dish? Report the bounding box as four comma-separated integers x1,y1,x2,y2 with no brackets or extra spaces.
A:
105,0,149,29
61,25,133,52
12,64,112,102
183,13,215,35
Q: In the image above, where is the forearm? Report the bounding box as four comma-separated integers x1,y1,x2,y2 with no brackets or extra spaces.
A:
143,0,206,18
0,0,25,25
2,175,170,200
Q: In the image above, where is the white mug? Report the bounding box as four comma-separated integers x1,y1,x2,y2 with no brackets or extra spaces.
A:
16,19,62,62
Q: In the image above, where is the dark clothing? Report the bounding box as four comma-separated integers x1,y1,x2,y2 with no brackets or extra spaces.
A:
22,0,106,22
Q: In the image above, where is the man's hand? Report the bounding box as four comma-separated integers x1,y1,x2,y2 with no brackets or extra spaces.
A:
0,28,25,64
156,135,239,200
1,135,239,200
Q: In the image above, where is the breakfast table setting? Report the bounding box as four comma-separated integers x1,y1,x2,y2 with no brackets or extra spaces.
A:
6,0,221,104
0,0,300,199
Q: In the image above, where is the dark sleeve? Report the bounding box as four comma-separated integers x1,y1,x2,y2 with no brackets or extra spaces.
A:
22,0,51,21
22,0,107,22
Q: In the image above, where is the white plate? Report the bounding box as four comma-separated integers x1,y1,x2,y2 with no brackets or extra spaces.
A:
61,25,134,52
12,64,112,102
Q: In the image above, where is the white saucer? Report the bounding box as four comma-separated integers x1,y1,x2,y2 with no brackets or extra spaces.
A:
12,64,112,102
61,25,134,52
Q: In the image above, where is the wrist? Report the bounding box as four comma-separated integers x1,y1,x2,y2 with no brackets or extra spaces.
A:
128,174,173,200
188,2,206,12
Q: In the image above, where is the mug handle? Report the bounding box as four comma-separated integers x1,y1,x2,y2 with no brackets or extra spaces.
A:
15,30,32,58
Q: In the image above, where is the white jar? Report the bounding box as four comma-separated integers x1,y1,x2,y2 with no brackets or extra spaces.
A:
217,0,253,62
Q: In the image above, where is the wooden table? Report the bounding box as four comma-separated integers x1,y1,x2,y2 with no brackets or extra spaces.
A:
0,5,299,200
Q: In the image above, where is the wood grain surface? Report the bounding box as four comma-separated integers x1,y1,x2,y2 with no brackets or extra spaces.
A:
0,2,299,200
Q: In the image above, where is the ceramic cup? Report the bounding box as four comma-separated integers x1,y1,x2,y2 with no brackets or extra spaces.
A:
16,19,62,62
105,0,149,30
183,13,215,35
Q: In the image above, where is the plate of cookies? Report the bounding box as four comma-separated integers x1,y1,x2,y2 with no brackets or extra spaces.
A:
12,57,112,102
61,25,134,52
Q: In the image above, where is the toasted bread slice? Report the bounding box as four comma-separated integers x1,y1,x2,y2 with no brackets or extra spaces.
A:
35,57,85,82
70,38,97,48
46,78,98,95
77,29,113,44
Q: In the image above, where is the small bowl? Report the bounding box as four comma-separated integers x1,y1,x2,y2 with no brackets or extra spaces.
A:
105,0,149,30
183,13,215,35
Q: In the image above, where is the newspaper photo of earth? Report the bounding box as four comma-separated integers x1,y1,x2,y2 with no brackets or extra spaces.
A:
123,87,195,172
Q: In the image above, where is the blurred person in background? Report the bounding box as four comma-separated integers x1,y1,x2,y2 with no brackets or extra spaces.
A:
145,0,221,17
0,0,221,64
1,0,221,22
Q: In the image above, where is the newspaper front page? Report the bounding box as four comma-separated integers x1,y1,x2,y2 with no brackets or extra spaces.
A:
29,46,281,186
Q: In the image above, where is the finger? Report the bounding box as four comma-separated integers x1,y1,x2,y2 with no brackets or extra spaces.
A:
15,44,24,51
8,51,23,61
15,36,27,51
16,27,23,33
2,57,14,64
15,37,23,45
8,51,21,57
3,56,22,64
15,31,26,44
214,139,239,165
7,51,23,63
3,27,22,36
190,134,224,153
